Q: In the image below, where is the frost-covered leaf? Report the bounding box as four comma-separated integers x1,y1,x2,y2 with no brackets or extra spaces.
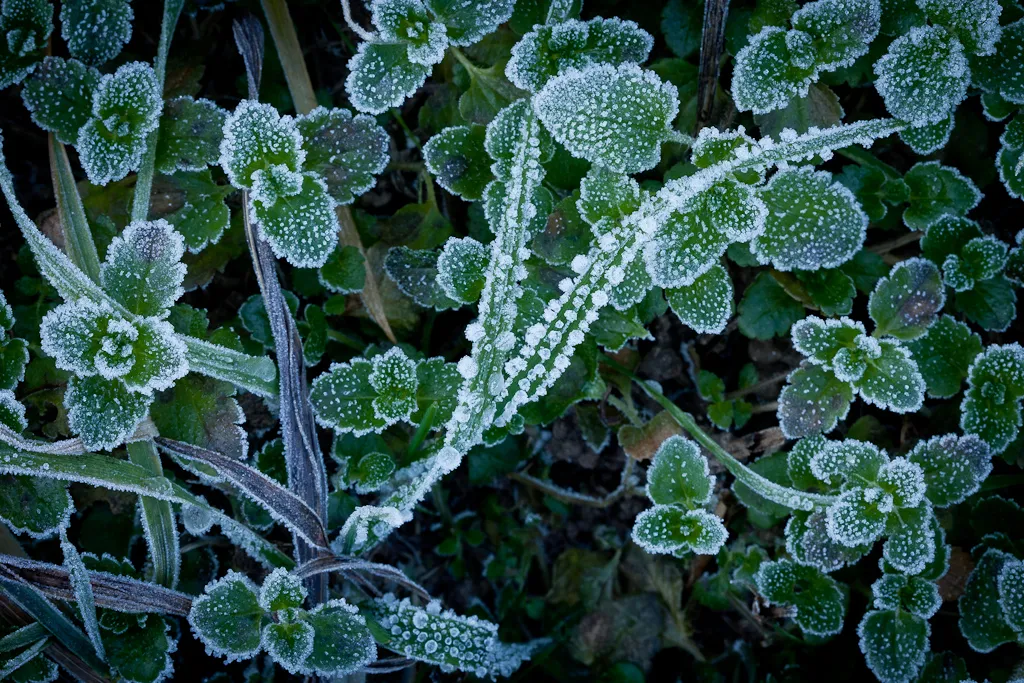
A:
871,573,941,618
826,487,888,547
868,258,944,340
0,474,72,539
436,236,487,304
998,116,1024,199
858,609,930,683
874,25,969,126
150,375,248,462
645,435,713,508
632,506,728,557
370,594,540,678
373,0,448,66
100,612,175,683
952,274,1017,332
794,268,856,317
78,62,162,185
188,571,264,661
311,347,419,435
738,271,805,340
791,315,865,366
60,530,104,660
534,63,678,174
902,161,981,231
883,502,937,574
60,0,132,65
258,568,305,612
349,452,395,494
959,549,1019,652
345,41,431,115
320,245,366,294
153,170,232,254
155,98,227,175
296,106,389,205
262,620,314,675
905,315,982,398
0,0,52,90
972,18,1024,105
506,17,652,93
899,114,955,155
219,100,304,190
836,164,908,223
855,339,925,413
423,125,491,201
754,82,844,140
384,246,458,310
943,236,1009,292
960,343,1024,454
752,167,866,271
778,363,854,438
756,559,845,636
64,375,150,451
0,390,25,430
250,173,339,269
296,600,376,676
918,0,1001,55
576,165,642,227
101,220,187,318
785,509,868,572
908,433,991,508
999,559,1024,633
20,56,100,144
665,264,733,334
424,0,513,46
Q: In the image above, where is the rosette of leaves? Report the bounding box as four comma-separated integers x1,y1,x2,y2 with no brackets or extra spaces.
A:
960,343,1024,454
920,215,1016,331
755,558,847,636
345,0,515,114
0,0,52,90
732,0,882,114
38,220,190,450
189,569,376,676
631,436,729,558
219,100,388,268
858,571,943,682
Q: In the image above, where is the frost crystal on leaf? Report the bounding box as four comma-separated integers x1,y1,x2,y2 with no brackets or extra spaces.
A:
220,100,305,190
755,558,846,636
424,0,514,47
345,42,431,115
907,433,992,507
155,97,227,175
436,236,488,303
20,56,100,145
857,609,930,683
917,0,1002,56
665,264,733,334
100,220,187,319
258,568,306,612
0,0,52,90
296,106,390,205
868,258,945,341
60,0,132,66
188,571,264,662
971,19,1024,105
902,161,981,231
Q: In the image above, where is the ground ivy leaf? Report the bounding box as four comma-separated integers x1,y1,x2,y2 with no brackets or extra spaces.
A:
219,100,304,189
858,609,930,683
296,106,389,204
795,268,856,317
752,166,866,271
188,571,264,662
961,343,1024,454
60,0,132,65
436,236,487,303
423,125,491,201
902,161,981,231
101,219,187,318
300,600,376,676
971,18,1024,104
785,509,868,573
855,339,925,413
871,573,941,618
868,258,945,340
577,165,642,226
152,170,232,254
384,246,459,310
250,173,339,269
0,0,52,89
372,0,448,66
102,613,175,683
899,113,955,155
319,244,366,294
414,356,461,426
345,41,431,115
959,548,1019,652
645,435,714,508
998,117,1024,200
908,433,992,508
20,56,99,144
506,17,653,93
262,621,315,675
874,25,969,125
905,314,982,398
425,0,513,46
258,568,306,612
632,506,728,557
155,97,227,175
534,63,679,174
738,271,805,340
665,263,733,334
791,315,865,365
150,375,248,461
778,363,854,438
65,375,150,451
952,275,1018,332
755,558,846,636
882,502,937,574
0,474,73,539
311,348,420,435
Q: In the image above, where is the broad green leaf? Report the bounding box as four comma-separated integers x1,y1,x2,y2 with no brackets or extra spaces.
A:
905,315,982,398
576,165,642,226
220,100,304,189
922,214,982,267
188,571,264,661
0,474,72,539
836,164,908,223
65,375,150,451
152,170,232,254
737,271,805,340
311,347,419,434
424,0,514,46
258,568,306,612
997,116,1024,199
458,59,526,126
101,612,174,683
902,161,981,231
900,114,955,155
251,173,339,269
826,487,888,547
791,0,881,66
155,97,226,175
101,220,187,317
908,433,992,507
372,0,448,66
791,315,865,365
414,356,461,425
436,236,487,303
971,19,1024,104
0,391,27,431
952,274,1017,332
999,559,1024,632
345,41,431,115
755,559,846,636
959,549,1019,652
883,502,937,574
423,125,492,200
751,167,867,271
300,600,376,676
785,509,868,572
858,609,930,683
0,0,52,89
778,363,854,438
961,343,1024,454
506,17,652,92
871,573,940,618
20,56,99,144
150,375,248,461
942,237,1008,292
384,246,459,310
794,268,856,317
320,244,366,294
349,452,395,494
645,435,713,508
661,0,702,58
856,339,925,413
732,28,813,115
665,264,733,334
631,506,728,557
874,25,968,125
810,439,888,485
754,82,844,139
60,0,132,65
534,63,679,174
918,0,1001,56
531,192,593,266
262,621,314,675
296,106,389,204
868,258,944,340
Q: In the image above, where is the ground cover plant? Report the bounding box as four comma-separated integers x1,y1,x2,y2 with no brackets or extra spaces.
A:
0,0,1023,680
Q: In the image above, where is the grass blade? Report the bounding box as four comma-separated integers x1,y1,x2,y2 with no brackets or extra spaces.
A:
126,440,180,588
48,135,100,283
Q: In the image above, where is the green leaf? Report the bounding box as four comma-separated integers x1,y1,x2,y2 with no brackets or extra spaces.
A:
458,59,526,126
871,573,941,618
299,600,376,676
632,506,729,557
20,56,100,144
902,161,981,231
373,0,447,65
423,125,492,200
752,167,867,271
755,559,846,636
220,100,303,190
665,264,733,334
60,0,132,65
345,41,431,115
795,268,856,317
908,433,992,508
311,347,420,434
577,165,642,226
874,25,968,125
436,236,488,303
384,246,459,310
791,315,864,365
959,549,1020,652
661,0,702,58
251,172,339,269
868,258,945,340
150,375,248,462
296,106,389,204
65,375,150,451
0,0,52,90
258,568,306,612
754,82,844,139
645,435,713,508
188,571,264,661
952,275,1017,332
506,17,652,93
0,474,72,539
534,63,678,173
906,314,982,398
414,356,461,425
971,19,1024,104
836,164,908,223
262,621,314,675
785,509,868,572
102,613,174,683
961,343,1024,454
301,304,327,367
858,609,930,683
737,271,805,340
152,170,232,254
899,114,955,155
320,245,366,294
101,220,187,317
919,0,1001,55
154,97,226,175
997,116,1024,200
349,452,395,494
778,363,854,438
840,249,890,294
855,339,925,413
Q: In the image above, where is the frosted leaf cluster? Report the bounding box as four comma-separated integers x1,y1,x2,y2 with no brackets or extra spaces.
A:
920,217,1014,317
901,161,981,231
0,0,52,89
369,593,546,679
755,558,846,636
60,0,132,66
960,343,1024,454
39,220,189,450
346,0,514,114
631,436,728,557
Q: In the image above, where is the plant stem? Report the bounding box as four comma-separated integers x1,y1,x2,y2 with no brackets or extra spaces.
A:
126,439,180,588
509,458,638,509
